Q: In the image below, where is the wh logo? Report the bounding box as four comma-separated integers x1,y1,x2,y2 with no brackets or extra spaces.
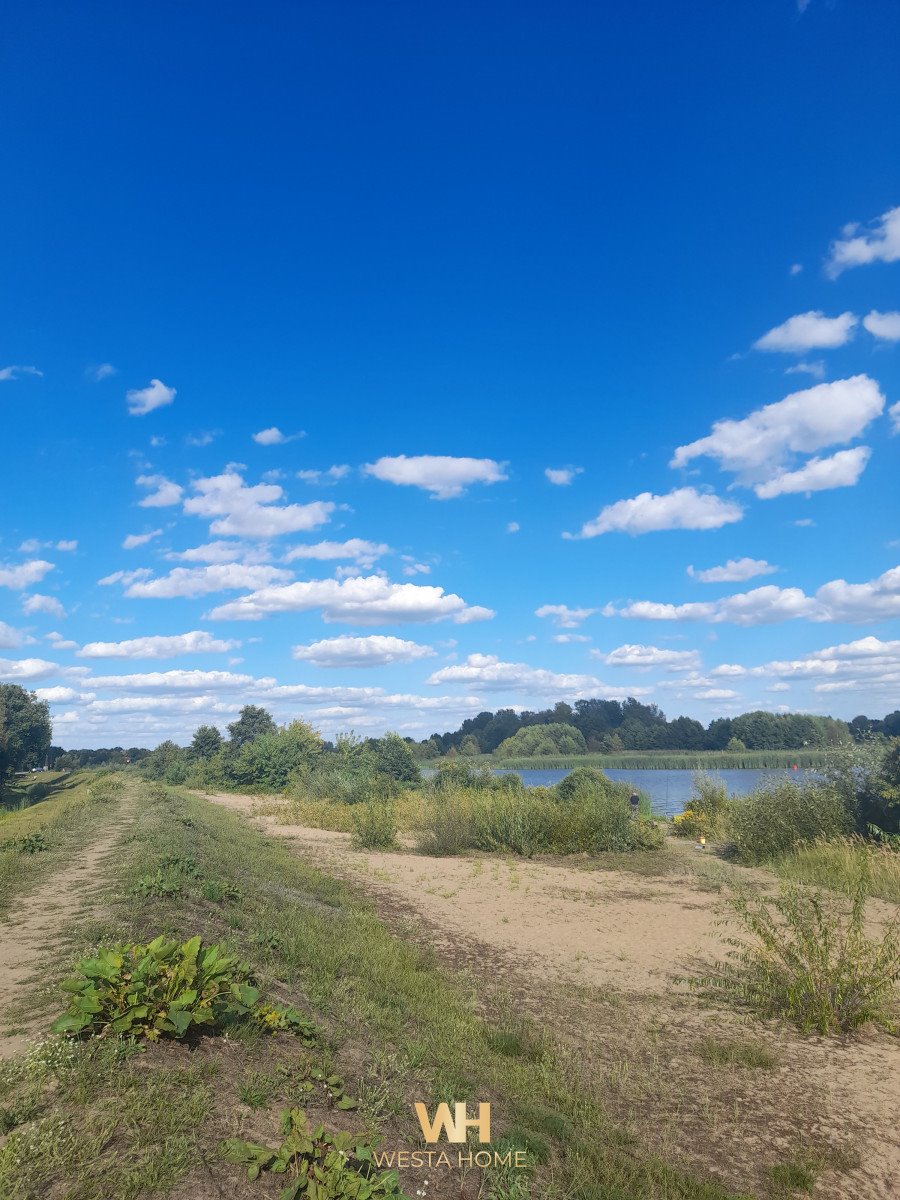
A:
414,1102,491,1144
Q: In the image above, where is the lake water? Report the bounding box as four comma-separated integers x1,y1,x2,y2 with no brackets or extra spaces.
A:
492,767,810,818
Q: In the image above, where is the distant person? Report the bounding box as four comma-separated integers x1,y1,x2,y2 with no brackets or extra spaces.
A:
629,791,640,819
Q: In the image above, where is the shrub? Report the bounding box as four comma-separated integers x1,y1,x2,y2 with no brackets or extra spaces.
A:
1,831,50,854
416,789,476,855
222,1106,404,1198
131,870,183,898
471,787,557,857
51,936,318,1044
88,774,125,803
689,877,900,1034
556,766,621,804
495,722,588,759
726,779,852,863
350,801,398,850
673,773,730,840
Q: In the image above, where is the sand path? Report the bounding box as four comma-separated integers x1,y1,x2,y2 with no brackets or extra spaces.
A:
0,809,127,1058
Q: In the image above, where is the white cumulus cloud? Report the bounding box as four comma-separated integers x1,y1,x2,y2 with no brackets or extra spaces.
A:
426,653,647,700
21,594,66,618
671,375,884,479
252,427,304,445
283,539,390,568
826,205,900,277
753,311,857,353
207,574,494,625
363,455,507,499
292,635,436,668
545,466,583,486
126,378,176,416
535,604,597,628
688,558,778,583
598,644,702,671
123,529,163,549
77,630,240,659
863,310,900,341
183,469,334,537
569,488,743,538
0,560,55,590
137,475,184,507
297,465,350,485
115,563,292,599
754,447,871,499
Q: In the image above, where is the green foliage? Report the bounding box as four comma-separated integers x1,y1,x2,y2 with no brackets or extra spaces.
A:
51,935,262,1040
221,1106,406,1199
131,870,183,898
87,774,125,802
190,723,223,760
775,836,900,903
0,684,52,793
672,773,729,840
350,802,398,850
201,878,243,903
417,773,664,858
232,721,324,791
495,722,588,759
1,830,50,853
369,733,420,784
689,877,900,1034
696,1037,776,1069
726,779,853,863
227,704,277,748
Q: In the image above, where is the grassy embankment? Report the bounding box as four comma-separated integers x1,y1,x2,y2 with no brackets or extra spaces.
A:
0,771,107,917
0,774,738,1200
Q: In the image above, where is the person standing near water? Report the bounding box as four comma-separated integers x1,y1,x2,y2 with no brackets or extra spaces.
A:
629,791,640,819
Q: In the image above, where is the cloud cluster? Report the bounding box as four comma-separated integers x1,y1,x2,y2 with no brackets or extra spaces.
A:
283,539,390,568
545,466,583,486
604,564,900,626
535,603,597,628
102,563,292,599
427,653,647,700
207,574,494,625
598,644,702,670
183,469,334,537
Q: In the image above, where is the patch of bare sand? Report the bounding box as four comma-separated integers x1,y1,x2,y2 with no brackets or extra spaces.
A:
203,791,900,1200
0,815,126,1058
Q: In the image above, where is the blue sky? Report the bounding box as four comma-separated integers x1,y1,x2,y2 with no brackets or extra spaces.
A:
1,0,899,747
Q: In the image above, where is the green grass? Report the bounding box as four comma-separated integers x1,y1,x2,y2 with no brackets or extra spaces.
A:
480,750,830,770
0,777,739,1200
773,837,900,903
696,1037,777,1070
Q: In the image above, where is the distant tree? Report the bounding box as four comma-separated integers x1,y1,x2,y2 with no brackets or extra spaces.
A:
191,724,223,760
725,736,747,752
227,705,276,748
143,739,187,783
0,684,52,795
459,734,481,757
232,720,323,791
495,723,587,758
371,732,421,783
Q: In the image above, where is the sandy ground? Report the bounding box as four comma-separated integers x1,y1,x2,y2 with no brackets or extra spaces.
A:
0,818,123,1058
203,791,900,1200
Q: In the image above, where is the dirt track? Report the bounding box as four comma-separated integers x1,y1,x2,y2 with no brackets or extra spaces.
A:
203,791,900,1200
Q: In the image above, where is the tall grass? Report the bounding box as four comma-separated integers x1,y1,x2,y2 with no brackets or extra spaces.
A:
774,837,900,904
672,773,730,840
690,875,900,1034
416,782,663,857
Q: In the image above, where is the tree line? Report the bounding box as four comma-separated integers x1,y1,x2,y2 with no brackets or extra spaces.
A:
416,698,900,757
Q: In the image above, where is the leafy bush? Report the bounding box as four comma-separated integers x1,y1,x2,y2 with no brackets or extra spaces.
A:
555,766,621,803
221,1106,405,1199
673,773,730,840
51,935,317,1043
416,789,476,855
131,870,183,898
471,787,557,857
689,877,900,1033
726,779,853,863
1,831,50,854
350,801,398,850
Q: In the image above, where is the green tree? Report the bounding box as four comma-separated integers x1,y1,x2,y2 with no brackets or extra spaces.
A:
227,705,276,748
232,720,323,791
0,684,52,796
495,723,587,758
190,724,223,759
371,732,421,783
